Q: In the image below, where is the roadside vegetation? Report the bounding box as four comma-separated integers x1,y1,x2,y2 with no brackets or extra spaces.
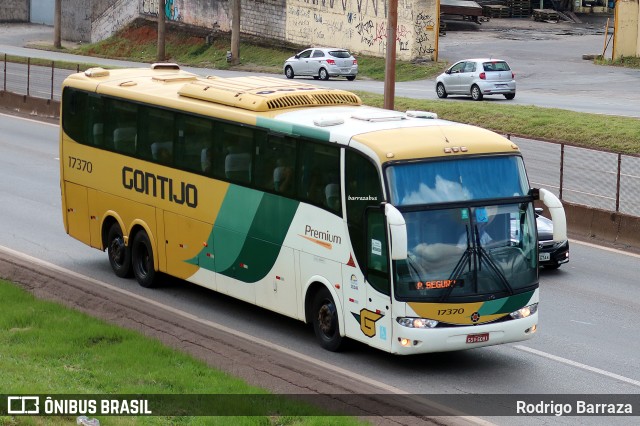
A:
0,279,365,426
357,92,640,155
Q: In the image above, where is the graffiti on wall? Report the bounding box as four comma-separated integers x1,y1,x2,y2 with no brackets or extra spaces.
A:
286,0,436,60
414,11,435,56
142,0,182,21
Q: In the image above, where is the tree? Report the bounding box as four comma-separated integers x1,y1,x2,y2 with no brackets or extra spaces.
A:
157,0,166,62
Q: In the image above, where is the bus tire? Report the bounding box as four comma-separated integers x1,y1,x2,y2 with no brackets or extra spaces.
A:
311,287,343,351
107,222,132,278
131,230,157,288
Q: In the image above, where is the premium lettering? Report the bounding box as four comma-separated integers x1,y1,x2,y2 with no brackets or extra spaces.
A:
304,225,341,245
122,166,197,208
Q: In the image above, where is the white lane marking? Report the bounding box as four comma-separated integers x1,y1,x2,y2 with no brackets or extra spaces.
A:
515,345,640,388
0,111,59,127
570,239,640,259
0,245,490,425
570,320,594,325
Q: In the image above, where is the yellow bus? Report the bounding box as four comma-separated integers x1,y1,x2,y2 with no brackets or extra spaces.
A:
60,64,566,354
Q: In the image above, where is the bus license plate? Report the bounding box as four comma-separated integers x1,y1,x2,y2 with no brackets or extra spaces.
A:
466,333,489,344
539,252,551,261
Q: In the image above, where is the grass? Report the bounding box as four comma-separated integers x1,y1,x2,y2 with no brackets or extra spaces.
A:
0,279,366,426
356,92,640,155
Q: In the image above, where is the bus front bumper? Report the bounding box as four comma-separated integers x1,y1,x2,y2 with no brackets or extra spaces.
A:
390,313,538,355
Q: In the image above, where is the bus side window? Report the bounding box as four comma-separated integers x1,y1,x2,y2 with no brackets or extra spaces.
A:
255,133,295,196
222,125,254,184
297,141,341,214
106,99,138,155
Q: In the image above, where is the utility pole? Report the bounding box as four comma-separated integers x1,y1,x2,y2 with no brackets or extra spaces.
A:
383,0,398,110
53,0,61,48
230,0,241,65
157,0,166,62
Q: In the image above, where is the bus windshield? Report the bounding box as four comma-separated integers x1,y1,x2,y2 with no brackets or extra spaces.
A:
386,156,538,301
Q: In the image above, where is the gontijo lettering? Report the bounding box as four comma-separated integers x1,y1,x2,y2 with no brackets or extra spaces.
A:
122,166,198,208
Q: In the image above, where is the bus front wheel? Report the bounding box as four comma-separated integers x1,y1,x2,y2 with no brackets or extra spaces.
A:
107,222,132,278
131,230,157,288
311,287,343,351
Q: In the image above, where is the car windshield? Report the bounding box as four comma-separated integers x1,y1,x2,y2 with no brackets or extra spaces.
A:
483,61,510,72
386,156,537,301
329,50,351,58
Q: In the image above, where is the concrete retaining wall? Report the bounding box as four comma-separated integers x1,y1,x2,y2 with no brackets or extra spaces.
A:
92,0,437,61
1,0,29,22
0,91,60,119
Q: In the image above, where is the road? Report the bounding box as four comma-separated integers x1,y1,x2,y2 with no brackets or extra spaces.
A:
1,21,640,117
1,112,639,424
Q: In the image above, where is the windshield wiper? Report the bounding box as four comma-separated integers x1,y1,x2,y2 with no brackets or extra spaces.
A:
474,225,514,295
440,225,473,302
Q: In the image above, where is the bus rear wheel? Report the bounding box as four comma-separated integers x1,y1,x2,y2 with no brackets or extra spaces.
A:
107,222,131,278
311,287,343,351
131,230,157,288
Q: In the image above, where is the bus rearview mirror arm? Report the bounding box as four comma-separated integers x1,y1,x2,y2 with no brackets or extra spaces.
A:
384,203,408,260
535,188,568,242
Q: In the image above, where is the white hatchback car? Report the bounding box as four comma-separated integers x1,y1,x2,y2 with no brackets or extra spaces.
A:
284,48,358,81
436,58,516,101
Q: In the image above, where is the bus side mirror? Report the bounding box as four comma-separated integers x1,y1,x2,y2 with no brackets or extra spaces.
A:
537,188,567,241
385,204,407,260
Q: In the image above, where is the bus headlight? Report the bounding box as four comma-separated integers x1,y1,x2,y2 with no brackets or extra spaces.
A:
510,303,538,319
396,317,439,328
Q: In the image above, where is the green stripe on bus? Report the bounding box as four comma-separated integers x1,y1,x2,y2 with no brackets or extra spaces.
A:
256,117,331,141
478,290,535,316
221,193,299,283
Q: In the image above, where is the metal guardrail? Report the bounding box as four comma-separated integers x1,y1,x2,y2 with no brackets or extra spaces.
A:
2,55,639,218
2,54,79,101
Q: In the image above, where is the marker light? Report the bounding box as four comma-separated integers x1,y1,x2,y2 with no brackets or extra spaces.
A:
510,303,538,319
400,338,411,347
397,317,439,329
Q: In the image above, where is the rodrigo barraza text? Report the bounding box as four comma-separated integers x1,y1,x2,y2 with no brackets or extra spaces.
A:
516,400,632,416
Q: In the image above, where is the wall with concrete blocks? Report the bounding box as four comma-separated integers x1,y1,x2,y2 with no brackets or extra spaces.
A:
1,0,29,22
83,0,437,61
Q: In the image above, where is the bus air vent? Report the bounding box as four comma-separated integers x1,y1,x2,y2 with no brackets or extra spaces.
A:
177,77,361,112
151,63,181,70
352,111,406,122
84,67,110,78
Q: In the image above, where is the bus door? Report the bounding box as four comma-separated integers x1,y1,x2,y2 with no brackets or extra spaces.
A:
344,149,391,351
363,208,393,351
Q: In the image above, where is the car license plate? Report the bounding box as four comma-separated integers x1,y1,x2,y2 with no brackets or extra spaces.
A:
539,252,551,261
495,84,507,88
466,333,489,344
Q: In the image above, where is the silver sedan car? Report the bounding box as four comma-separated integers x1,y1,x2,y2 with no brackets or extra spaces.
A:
436,58,516,101
284,48,358,81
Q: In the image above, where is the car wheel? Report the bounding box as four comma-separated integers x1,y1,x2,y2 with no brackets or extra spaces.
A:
131,230,157,288
311,287,343,351
346,75,356,81
504,93,516,100
319,68,329,81
436,83,448,99
107,222,132,278
471,85,483,101
284,66,294,79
